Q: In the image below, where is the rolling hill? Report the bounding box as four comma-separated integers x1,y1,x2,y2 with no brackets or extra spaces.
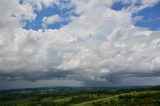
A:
0,86,160,106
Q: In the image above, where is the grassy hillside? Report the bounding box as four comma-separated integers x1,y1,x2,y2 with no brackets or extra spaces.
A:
0,86,160,106
73,91,160,106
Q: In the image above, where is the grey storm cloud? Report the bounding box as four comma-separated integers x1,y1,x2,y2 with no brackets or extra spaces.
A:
0,0,160,87
0,69,73,81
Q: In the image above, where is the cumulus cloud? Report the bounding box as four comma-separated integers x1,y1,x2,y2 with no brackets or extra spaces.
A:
0,0,160,86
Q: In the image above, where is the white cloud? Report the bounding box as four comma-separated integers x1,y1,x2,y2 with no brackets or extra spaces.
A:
0,0,160,86
0,0,35,29
22,0,58,11
71,0,114,14
42,15,60,29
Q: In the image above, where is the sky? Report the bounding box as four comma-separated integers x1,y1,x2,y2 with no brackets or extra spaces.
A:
0,0,160,90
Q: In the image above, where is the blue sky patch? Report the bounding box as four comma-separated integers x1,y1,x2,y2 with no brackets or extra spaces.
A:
23,1,160,31
111,1,131,11
23,2,77,30
111,1,142,11
133,2,160,30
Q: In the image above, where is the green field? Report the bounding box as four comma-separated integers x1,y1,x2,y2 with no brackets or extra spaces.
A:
0,86,160,106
